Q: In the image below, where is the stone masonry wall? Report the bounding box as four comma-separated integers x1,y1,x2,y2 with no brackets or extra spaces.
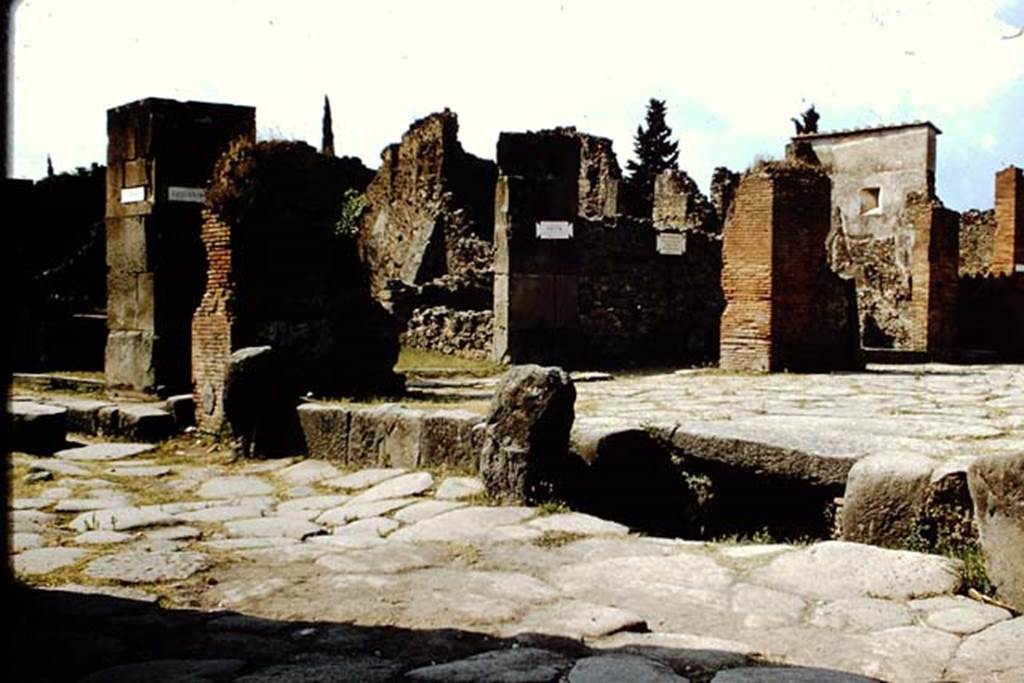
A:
959,209,996,276
653,169,719,234
720,163,861,372
105,98,255,394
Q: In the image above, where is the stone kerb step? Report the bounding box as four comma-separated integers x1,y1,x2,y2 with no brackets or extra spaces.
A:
298,402,484,470
24,396,176,442
9,400,68,454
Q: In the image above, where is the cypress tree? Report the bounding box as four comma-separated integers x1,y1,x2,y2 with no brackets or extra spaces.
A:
625,98,680,215
321,95,335,157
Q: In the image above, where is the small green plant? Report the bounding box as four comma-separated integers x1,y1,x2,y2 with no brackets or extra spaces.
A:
335,188,367,238
533,530,586,548
536,500,570,516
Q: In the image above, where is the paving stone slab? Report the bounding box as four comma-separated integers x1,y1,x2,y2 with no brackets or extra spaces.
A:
730,582,807,629
106,464,172,478
505,600,646,639
808,597,913,633
146,525,202,541
568,654,689,682
29,460,90,476
203,538,298,551
14,547,89,575
590,632,756,675
224,517,324,540
406,647,572,682
13,509,58,532
711,667,881,682
46,582,159,603
196,475,275,499
176,503,273,523
55,496,132,512
315,542,446,574
56,443,156,461
855,625,961,682
435,476,486,500
74,530,135,545
389,506,538,543
748,541,962,601
12,496,54,510
316,497,417,525
13,532,45,552
69,507,178,532
349,471,434,503
84,550,210,583
393,499,467,524
527,512,630,536
946,617,1024,678
236,658,402,683
79,658,246,683
324,467,408,490
274,459,340,485
40,486,75,500
276,494,351,514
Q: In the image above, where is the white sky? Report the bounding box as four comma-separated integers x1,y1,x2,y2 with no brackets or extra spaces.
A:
11,0,1024,209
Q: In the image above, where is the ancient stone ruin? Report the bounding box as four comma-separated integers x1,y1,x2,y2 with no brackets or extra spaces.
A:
719,161,861,372
357,110,497,357
191,139,402,439
105,98,256,393
494,128,723,367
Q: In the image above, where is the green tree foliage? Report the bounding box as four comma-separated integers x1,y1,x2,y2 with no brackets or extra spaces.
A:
626,98,680,215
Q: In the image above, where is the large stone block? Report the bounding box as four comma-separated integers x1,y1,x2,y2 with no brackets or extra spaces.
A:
420,409,485,470
297,403,351,461
104,330,156,390
223,346,301,457
968,453,1024,611
479,365,575,503
9,401,67,454
842,453,936,548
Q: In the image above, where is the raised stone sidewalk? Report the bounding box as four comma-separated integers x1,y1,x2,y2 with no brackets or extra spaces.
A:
9,436,1022,682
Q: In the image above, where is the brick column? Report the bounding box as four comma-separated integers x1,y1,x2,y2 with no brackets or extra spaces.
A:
104,98,254,393
908,195,959,355
993,165,1023,275
721,164,860,371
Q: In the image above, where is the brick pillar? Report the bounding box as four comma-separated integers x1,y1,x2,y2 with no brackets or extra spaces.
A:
493,133,581,365
104,98,254,393
191,210,234,432
908,194,960,355
720,165,860,372
993,165,1023,275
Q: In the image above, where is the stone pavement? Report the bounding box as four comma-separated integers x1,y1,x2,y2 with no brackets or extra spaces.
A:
9,436,1023,682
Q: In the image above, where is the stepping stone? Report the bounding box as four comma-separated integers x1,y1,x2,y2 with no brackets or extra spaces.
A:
224,517,324,540
79,659,245,683
393,500,466,524
406,647,571,682
434,476,485,500
568,654,687,682
85,550,210,583
74,530,134,545
506,600,646,639
107,465,172,478
56,443,155,461
748,540,963,601
69,507,178,532
591,632,756,674
528,512,630,536
13,532,44,552
165,393,196,430
9,400,67,453
99,403,174,441
324,467,406,490
147,526,202,541
349,472,433,503
274,460,340,486
55,497,132,512
46,397,114,434
196,476,274,499
14,547,88,575
316,498,417,525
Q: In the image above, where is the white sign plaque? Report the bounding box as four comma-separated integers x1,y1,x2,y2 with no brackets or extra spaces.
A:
168,186,206,203
535,221,573,239
167,187,205,202
120,186,146,203
656,232,686,255
1015,263,1024,274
